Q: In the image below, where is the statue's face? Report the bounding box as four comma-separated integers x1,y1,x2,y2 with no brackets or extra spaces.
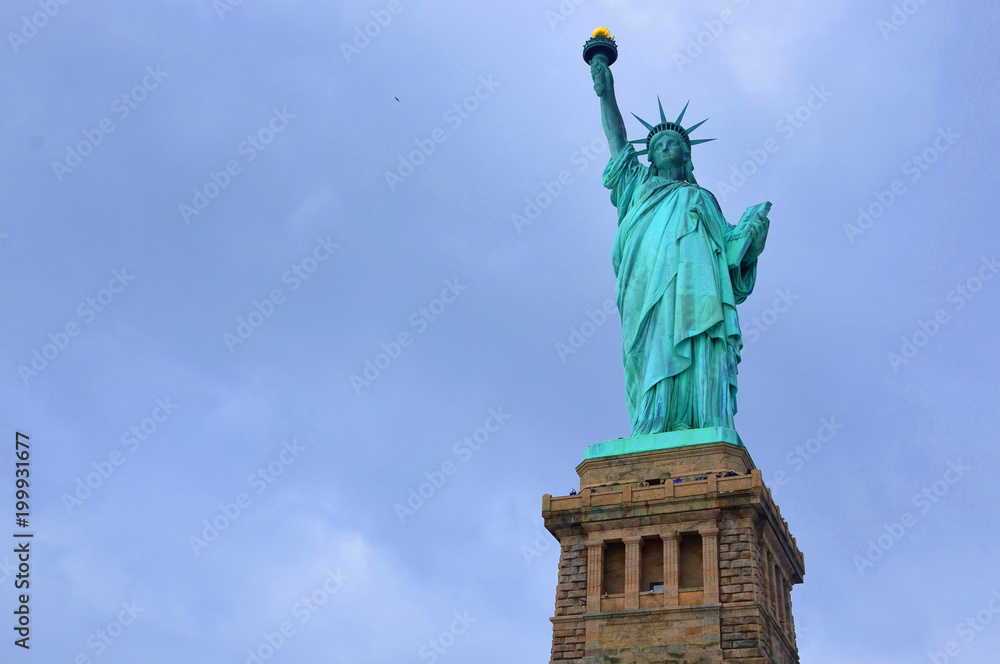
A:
649,131,687,170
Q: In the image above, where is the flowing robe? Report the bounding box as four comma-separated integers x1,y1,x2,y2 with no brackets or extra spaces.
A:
602,145,764,436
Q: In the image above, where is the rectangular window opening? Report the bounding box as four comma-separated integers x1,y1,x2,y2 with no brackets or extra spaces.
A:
678,532,704,590
602,541,626,595
640,536,663,593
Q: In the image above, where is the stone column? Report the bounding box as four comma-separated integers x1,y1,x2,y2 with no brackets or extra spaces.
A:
776,571,788,630
586,541,603,613
661,531,679,606
624,536,642,610
785,579,796,641
701,525,720,604
761,549,772,612
771,560,780,619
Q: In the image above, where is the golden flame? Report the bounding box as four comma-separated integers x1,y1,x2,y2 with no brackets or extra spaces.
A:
592,27,614,40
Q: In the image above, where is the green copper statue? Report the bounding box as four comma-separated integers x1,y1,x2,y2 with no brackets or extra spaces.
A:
585,29,771,438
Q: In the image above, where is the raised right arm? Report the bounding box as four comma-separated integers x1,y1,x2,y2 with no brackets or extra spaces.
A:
591,57,627,158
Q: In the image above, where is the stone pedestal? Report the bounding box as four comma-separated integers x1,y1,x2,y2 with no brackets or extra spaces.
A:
543,430,804,664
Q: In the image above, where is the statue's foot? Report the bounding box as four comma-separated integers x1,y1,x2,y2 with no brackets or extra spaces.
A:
668,422,689,432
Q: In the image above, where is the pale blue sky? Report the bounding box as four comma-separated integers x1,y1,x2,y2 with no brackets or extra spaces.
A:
1,1,999,662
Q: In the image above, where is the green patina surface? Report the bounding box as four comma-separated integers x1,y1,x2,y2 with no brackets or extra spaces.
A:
585,33,771,439
584,427,744,460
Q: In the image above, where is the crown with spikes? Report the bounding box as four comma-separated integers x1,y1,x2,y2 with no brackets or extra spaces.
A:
629,98,715,157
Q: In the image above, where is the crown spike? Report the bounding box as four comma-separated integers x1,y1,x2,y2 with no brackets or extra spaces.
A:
685,118,709,134
676,100,690,125
631,113,655,132
632,100,713,152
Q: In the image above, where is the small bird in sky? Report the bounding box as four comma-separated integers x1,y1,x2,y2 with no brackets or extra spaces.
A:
394,97,400,102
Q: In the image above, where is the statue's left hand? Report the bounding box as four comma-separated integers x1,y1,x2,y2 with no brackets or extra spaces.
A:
748,212,769,255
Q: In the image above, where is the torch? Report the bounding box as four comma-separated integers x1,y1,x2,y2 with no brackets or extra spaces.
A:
583,27,618,97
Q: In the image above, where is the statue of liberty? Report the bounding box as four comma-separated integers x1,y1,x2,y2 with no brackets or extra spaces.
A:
585,29,771,437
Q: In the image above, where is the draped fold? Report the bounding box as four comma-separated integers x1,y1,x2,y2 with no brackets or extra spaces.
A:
602,145,764,436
